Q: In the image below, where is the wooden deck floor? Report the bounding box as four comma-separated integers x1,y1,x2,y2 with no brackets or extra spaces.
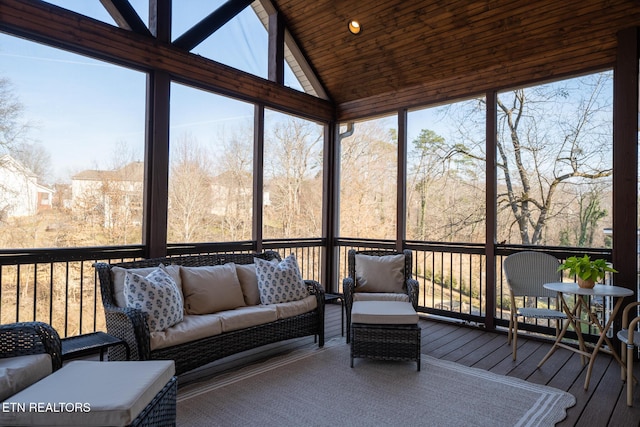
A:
180,303,640,427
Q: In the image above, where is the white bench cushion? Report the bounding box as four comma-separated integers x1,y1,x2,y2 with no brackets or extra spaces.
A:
0,354,52,401
0,360,175,426
351,301,418,325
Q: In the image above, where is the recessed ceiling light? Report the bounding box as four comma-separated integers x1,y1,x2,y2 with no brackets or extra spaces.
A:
348,20,361,35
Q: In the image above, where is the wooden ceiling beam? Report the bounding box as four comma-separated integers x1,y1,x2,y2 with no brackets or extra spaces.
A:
268,10,285,84
173,0,255,51
0,0,333,122
99,0,151,36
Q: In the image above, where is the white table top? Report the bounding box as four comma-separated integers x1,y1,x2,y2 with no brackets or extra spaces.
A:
543,282,634,297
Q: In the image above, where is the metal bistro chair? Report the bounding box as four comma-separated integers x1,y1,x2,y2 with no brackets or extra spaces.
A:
618,300,640,406
503,251,567,361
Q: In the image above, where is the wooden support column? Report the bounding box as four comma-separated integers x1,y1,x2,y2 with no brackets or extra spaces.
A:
612,27,639,304
322,121,338,292
396,109,408,253
253,105,265,252
144,70,170,258
144,0,172,258
485,91,498,330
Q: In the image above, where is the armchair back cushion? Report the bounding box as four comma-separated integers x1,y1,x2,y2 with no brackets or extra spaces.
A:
354,253,405,293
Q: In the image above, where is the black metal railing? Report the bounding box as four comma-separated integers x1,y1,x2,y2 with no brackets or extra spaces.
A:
0,239,614,342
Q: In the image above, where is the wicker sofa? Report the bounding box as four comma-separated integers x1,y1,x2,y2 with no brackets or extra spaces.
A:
95,251,325,375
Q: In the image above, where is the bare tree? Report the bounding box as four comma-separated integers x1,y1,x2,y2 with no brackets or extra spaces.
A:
168,133,214,242
264,118,323,238
0,77,32,152
452,73,613,246
340,121,397,239
214,126,253,241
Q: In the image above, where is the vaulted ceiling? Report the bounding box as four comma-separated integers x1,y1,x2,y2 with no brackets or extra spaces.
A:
270,0,640,119
1,1,638,122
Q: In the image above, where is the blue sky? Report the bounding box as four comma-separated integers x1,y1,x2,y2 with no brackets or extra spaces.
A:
0,1,300,182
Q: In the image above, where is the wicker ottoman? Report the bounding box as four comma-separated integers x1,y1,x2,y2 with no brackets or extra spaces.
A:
351,301,421,371
0,360,176,426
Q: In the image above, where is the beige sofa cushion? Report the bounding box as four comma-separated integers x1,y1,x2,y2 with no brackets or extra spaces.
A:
235,263,261,306
218,305,278,333
274,295,317,320
351,301,418,325
354,254,405,293
0,354,52,401
150,313,223,351
0,360,175,426
111,264,182,308
181,263,246,315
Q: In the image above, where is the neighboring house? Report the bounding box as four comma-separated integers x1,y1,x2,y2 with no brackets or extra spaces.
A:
0,154,55,219
71,162,144,227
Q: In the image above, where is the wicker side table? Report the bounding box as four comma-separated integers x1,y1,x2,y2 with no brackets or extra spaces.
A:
61,331,130,361
350,301,421,371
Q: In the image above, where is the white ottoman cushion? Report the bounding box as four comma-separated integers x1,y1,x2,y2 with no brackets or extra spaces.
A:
0,360,175,426
351,301,418,325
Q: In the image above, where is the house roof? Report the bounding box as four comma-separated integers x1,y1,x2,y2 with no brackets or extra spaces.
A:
72,162,144,182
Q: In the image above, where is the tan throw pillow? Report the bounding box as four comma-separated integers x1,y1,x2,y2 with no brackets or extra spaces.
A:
236,264,261,306
181,263,246,314
355,253,405,293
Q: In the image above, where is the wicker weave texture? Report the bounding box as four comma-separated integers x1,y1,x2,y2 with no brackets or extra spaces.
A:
129,376,177,427
0,321,62,371
351,323,421,370
95,251,325,375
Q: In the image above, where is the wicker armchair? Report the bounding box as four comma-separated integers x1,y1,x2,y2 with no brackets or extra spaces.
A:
343,249,419,343
0,321,62,372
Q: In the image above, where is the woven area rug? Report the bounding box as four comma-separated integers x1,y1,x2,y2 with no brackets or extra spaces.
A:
177,340,575,427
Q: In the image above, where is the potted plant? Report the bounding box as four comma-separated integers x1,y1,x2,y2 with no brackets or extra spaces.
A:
557,255,618,288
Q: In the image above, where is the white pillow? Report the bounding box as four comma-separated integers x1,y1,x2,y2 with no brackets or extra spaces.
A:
111,264,182,308
255,254,309,305
124,265,184,332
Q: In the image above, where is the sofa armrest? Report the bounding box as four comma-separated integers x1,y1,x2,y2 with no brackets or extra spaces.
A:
103,306,151,361
304,279,325,347
0,322,62,372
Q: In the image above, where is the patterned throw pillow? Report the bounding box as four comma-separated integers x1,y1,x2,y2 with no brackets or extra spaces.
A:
124,265,184,332
255,254,309,305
